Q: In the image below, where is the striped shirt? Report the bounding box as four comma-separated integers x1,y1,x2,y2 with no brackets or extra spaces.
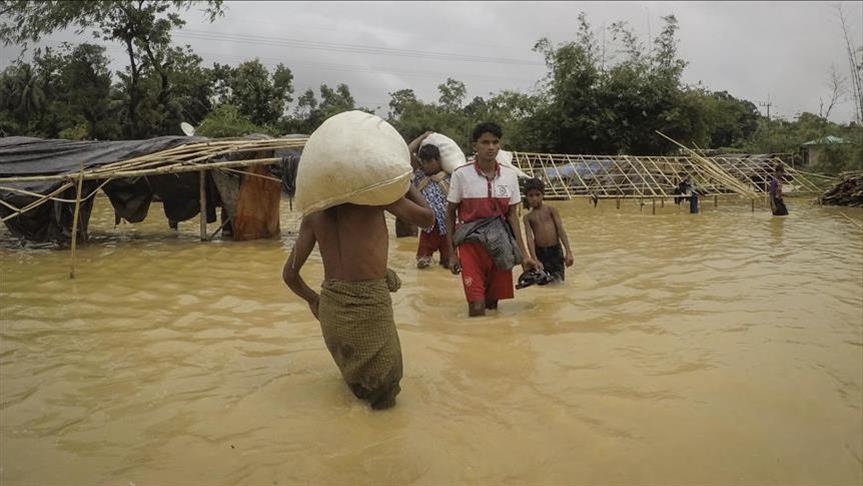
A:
447,161,520,223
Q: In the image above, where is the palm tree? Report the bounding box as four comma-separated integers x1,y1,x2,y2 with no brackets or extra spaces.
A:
7,63,45,130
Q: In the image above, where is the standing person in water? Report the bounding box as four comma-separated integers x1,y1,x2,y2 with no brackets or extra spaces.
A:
282,185,433,410
445,122,537,317
407,132,451,269
522,178,574,282
769,163,789,216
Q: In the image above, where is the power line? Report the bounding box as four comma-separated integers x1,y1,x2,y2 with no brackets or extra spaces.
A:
174,29,544,66
213,14,529,51
21,39,540,110
29,38,540,87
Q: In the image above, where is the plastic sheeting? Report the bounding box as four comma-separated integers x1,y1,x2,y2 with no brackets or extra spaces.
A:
0,135,301,243
0,136,210,243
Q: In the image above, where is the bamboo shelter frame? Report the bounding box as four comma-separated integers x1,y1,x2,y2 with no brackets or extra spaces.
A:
510,152,822,201
0,137,308,276
0,137,308,225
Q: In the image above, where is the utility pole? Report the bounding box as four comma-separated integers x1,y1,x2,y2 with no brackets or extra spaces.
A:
758,93,772,120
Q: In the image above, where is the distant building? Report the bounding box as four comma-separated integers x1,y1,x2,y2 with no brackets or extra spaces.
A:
801,136,852,167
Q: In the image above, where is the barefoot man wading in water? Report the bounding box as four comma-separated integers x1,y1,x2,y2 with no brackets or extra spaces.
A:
445,122,537,317
283,185,433,410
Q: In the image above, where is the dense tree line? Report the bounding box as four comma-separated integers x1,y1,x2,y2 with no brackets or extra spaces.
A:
0,1,859,173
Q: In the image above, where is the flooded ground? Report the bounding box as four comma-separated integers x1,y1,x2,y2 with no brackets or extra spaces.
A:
1,195,861,485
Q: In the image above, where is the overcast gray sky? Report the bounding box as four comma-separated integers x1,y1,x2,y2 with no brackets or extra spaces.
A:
3,1,862,123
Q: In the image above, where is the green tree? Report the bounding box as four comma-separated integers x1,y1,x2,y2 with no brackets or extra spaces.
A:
277,82,360,135
162,46,214,128
213,59,293,127
0,62,45,135
196,103,273,138
56,43,116,139
0,0,224,137
387,88,418,119
437,78,466,112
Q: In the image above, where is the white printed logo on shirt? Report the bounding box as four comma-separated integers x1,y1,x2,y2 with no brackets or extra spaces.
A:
495,185,510,198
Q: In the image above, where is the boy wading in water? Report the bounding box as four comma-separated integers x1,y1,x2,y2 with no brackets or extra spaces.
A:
522,178,574,282
411,141,451,269
282,186,433,410
446,122,537,317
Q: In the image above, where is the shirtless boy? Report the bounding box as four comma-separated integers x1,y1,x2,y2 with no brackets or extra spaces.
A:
523,178,574,281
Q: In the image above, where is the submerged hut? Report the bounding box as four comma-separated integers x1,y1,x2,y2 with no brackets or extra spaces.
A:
0,135,306,245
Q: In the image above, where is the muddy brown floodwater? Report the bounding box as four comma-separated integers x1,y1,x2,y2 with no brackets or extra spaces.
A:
1,195,861,485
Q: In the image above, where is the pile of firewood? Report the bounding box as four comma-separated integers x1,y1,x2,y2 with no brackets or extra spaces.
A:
820,171,863,206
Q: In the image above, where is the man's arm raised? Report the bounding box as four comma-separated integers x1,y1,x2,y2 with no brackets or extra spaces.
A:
385,184,434,229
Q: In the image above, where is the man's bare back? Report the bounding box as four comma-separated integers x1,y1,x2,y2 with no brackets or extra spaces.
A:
308,204,390,281
284,185,433,317
526,205,560,247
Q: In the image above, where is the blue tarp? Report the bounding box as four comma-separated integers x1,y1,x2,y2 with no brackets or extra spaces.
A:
543,159,615,180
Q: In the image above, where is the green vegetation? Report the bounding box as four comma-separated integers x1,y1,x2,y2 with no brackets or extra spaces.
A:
0,2,860,173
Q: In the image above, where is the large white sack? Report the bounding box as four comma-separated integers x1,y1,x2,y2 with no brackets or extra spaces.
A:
420,132,467,174
497,150,530,178
295,110,412,214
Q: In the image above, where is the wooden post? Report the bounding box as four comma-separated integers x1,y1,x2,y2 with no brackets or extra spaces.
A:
69,161,85,279
751,198,755,212
616,197,620,210
652,198,656,215
199,170,207,241
714,195,718,207
661,198,665,208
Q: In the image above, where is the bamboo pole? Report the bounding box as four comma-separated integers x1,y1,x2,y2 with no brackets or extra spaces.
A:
69,161,85,279
600,156,628,197
199,170,207,241
0,156,285,184
652,198,656,214
207,217,232,241
659,133,756,197
219,166,282,183
0,198,19,212
0,184,79,203
570,154,598,195
0,177,114,223
0,181,75,223
688,143,758,195
552,155,573,199
608,157,638,196
629,155,664,197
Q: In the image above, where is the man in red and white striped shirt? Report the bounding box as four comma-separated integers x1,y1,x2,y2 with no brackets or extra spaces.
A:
445,122,537,317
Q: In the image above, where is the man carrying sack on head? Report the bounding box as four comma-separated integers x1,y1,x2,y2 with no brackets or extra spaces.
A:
283,111,434,410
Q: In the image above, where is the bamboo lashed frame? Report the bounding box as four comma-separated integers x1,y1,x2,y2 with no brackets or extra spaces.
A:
0,137,308,277
0,137,307,223
510,133,824,204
